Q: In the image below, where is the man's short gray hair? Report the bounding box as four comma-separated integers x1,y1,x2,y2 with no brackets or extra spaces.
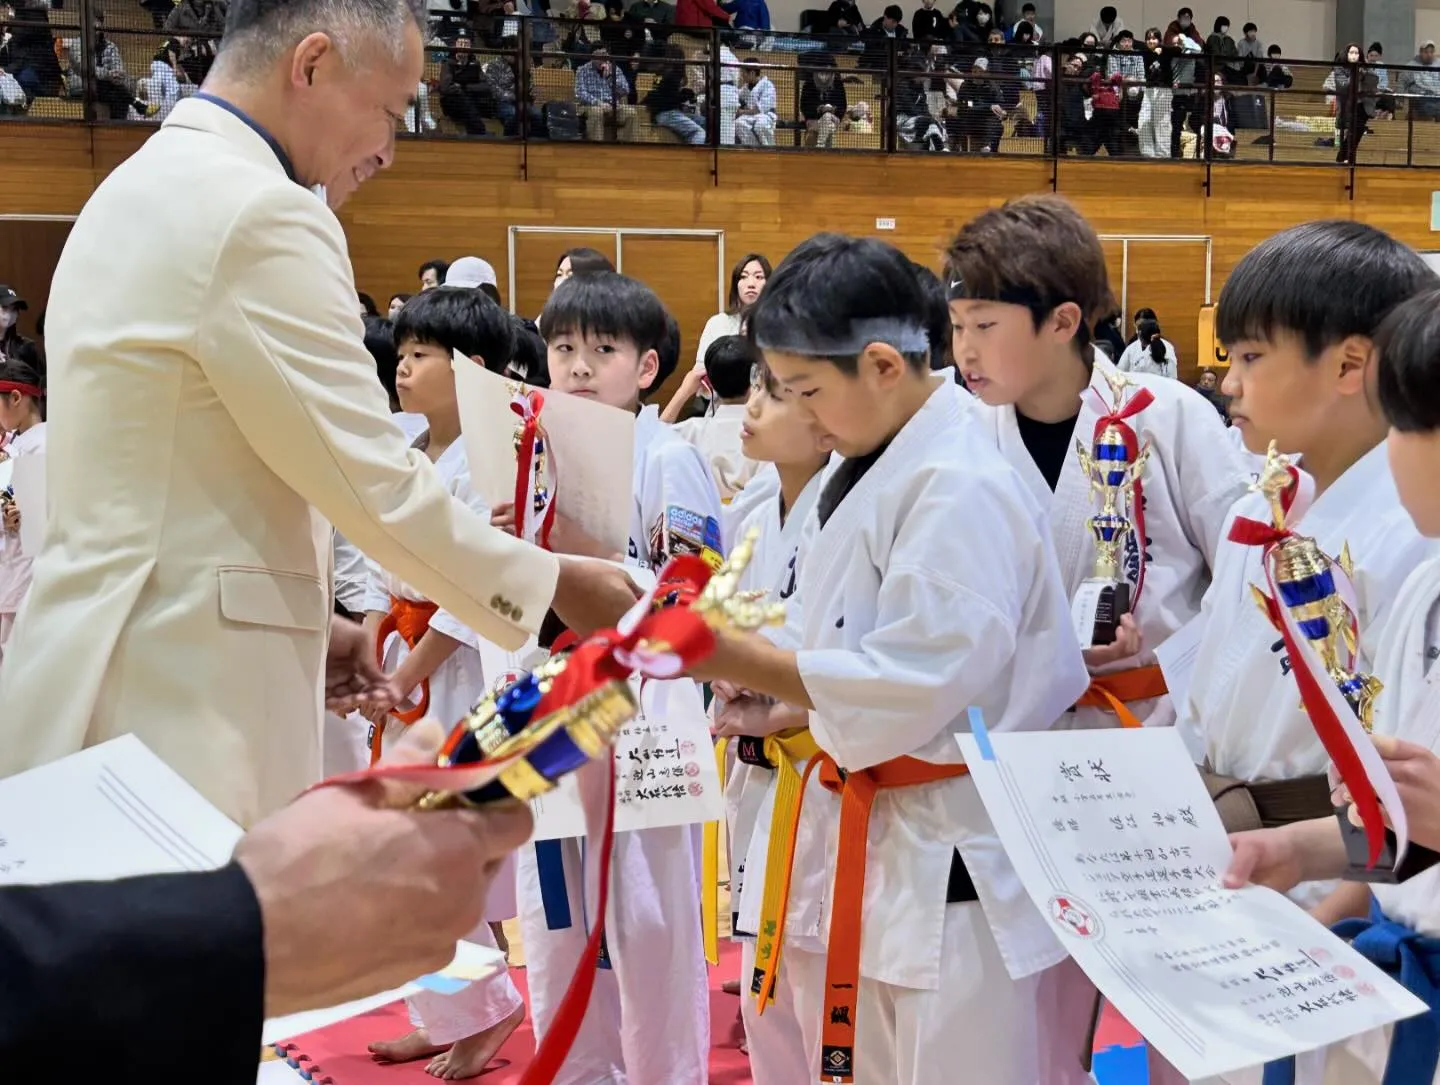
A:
215,0,426,78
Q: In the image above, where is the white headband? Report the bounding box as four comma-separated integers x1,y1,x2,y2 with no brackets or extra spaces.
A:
752,318,931,357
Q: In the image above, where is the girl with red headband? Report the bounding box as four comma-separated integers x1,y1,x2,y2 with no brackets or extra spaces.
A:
0,340,45,659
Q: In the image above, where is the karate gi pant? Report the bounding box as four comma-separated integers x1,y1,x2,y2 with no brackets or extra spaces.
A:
788,900,1042,1085
740,938,810,1085
518,825,710,1085
407,920,524,1046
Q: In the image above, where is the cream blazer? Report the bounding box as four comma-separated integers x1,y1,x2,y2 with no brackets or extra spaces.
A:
0,98,559,826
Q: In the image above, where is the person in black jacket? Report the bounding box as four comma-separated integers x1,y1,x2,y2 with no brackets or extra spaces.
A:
800,53,849,146
439,35,495,135
912,0,944,42
0,721,534,1081
643,42,705,143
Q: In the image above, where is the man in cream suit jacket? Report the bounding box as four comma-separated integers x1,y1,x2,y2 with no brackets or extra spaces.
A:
0,0,635,826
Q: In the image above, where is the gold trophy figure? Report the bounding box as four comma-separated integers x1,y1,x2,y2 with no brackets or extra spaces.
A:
1072,370,1151,648
1249,444,1383,731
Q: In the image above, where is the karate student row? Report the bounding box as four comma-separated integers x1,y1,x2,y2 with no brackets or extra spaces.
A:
338,200,1440,1085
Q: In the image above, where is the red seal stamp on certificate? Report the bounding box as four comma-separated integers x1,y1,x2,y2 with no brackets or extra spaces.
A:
1049,894,1102,940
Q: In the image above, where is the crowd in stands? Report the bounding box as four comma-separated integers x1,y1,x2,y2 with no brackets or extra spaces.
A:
6,0,1440,163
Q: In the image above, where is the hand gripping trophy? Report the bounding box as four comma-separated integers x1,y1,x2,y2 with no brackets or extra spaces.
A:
1072,369,1152,648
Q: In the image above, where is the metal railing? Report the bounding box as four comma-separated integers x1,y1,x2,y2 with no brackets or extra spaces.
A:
6,1,1440,173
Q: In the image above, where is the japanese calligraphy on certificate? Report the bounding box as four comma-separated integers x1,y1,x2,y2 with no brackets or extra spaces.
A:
956,726,1425,1082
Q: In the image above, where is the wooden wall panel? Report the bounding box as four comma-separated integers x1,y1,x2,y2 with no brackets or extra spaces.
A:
5,126,1440,392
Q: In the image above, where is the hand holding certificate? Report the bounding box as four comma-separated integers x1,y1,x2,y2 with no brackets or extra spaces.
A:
957,722,1426,1082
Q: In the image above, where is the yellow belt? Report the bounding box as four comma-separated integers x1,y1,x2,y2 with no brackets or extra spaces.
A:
701,728,820,969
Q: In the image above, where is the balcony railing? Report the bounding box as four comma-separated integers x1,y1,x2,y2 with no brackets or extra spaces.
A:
5,1,1440,171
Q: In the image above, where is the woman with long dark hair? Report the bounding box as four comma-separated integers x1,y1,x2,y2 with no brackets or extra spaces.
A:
664,252,772,422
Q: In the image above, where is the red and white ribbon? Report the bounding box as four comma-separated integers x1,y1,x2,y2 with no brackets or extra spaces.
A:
511,389,558,550
1227,462,1407,869
1084,384,1155,607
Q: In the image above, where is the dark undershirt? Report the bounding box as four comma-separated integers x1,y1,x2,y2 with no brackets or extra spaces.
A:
1016,409,1081,492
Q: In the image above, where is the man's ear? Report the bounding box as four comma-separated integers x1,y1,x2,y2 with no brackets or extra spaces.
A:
291,31,335,89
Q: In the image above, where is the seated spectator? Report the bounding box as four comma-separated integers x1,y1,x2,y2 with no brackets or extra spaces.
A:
688,36,742,144
896,54,946,150
723,0,770,30
1403,39,1440,120
800,53,848,147
1118,317,1178,378
599,0,642,101
63,16,144,120
1009,1,1040,43
575,46,639,140
1194,368,1230,421
734,59,776,146
1090,4,1125,46
1368,42,1395,117
628,0,676,32
486,44,543,136
1236,21,1263,82
912,0,944,43
1259,43,1292,88
945,54,1003,152
644,43,705,143
5,3,60,100
825,0,864,37
439,36,494,135
165,0,226,37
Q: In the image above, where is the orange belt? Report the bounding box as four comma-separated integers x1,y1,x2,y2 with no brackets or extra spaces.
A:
752,749,970,1084
1074,663,1168,730
369,596,439,764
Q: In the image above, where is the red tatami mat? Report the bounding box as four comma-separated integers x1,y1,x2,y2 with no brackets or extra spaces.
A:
272,941,753,1085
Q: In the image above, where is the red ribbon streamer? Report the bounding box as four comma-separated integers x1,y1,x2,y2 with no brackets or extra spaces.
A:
1225,465,1386,867
1093,387,1154,608
511,391,556,551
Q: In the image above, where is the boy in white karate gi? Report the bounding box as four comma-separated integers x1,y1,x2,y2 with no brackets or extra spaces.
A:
1222,288,1440,1084
1167,222,1439,1085
702,233,1091,1085
944,194,1253,1084
710,343,833,1083
515,271,719,1085
358,289,526,1080
665,334,762,504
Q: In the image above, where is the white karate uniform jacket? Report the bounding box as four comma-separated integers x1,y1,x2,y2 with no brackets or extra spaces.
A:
672,402,761,504
1339,554,1440,1084
785,374,1091,988
1185,445,1436,786
0,98,556,826
519,403,721,1085
723,469,824,938
973,355,1251,728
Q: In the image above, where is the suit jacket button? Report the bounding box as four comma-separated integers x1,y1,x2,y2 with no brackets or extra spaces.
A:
512,607,524,622
491,594,504,610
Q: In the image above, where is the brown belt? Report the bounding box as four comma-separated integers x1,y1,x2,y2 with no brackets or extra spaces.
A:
1200,768,1333,833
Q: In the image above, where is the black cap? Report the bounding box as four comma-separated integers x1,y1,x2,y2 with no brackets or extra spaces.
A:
0,286,27,311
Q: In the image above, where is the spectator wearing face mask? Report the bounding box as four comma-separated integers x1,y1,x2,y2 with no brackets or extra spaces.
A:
1403,40,1440,120
0,286,29,363
1090,5,1125,46
1259,42,1291,89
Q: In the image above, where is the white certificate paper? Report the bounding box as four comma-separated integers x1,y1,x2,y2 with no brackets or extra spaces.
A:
454,355,634,556
10,451,46,558
956,726,1425,1082
0,735,506,1055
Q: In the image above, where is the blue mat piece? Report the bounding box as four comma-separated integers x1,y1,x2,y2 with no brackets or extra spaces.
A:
1093,1042,1149,1085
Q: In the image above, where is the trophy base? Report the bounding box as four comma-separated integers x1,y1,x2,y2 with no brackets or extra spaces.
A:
1336,804,1400,884
1071,579,1131,649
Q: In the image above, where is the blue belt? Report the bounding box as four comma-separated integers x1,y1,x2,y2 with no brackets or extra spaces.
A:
534,838,612,970
1263,896,1440,1085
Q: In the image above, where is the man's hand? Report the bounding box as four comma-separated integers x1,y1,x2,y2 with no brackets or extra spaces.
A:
550,555,642,635
326,614,400,714
235,721,533,1018
490,501,517,537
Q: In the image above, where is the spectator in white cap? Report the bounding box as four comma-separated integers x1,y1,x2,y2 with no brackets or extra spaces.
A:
444,255,502,305
0,286,29,363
